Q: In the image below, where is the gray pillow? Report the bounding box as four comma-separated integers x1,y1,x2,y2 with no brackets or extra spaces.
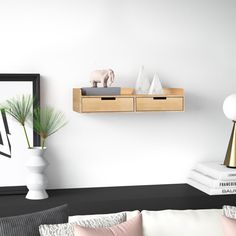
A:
0,204,68,236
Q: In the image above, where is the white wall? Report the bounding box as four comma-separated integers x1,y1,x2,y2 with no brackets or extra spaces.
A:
0,0,236,188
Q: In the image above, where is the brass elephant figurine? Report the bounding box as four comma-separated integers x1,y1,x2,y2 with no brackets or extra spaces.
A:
90,69,115,88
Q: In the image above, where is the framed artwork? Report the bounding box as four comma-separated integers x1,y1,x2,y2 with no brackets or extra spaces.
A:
0,74,40,194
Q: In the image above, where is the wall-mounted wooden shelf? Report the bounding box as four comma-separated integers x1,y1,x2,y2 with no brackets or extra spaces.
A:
73,88,184,113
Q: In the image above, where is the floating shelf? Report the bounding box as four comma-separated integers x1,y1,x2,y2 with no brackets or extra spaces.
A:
73,88,184,113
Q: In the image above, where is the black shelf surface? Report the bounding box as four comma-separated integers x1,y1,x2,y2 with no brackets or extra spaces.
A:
0,184,236,217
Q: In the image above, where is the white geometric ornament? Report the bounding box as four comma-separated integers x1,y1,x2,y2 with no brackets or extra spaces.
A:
135,66,150,94
148,73,163,94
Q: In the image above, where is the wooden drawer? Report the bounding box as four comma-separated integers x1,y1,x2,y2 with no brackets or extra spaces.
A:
82,97,134,113
73,88,185,113
136,97,184,111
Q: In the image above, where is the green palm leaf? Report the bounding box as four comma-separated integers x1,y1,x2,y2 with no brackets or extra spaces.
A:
2,95,33,148
4,95,33,125
33,107,67,148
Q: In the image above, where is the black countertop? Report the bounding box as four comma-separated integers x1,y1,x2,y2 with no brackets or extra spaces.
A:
0,184,235,217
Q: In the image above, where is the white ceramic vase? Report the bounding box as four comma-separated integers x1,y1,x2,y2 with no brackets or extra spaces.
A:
25,147,49,200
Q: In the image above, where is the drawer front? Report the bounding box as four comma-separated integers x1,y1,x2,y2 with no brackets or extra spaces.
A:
82,97,134,112
136,97,183,111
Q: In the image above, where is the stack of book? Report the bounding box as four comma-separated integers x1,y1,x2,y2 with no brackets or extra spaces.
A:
188,162,236,195
81,87,134,96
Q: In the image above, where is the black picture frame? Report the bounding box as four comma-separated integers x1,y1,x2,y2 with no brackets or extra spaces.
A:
0,74,40,195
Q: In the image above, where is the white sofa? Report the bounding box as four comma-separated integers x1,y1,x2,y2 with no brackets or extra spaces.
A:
70,209,224,236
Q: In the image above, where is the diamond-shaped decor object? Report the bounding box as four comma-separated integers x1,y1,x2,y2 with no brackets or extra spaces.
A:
135,66,150,94
148,73,163,94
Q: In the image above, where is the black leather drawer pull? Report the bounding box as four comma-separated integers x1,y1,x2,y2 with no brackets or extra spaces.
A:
153,97,167,100
101,97,116,100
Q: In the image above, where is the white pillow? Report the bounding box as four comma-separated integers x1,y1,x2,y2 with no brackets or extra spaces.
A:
126,210,140,220
142,209,224,236
39,212,126,236
223,205,236,219
68,210,140,222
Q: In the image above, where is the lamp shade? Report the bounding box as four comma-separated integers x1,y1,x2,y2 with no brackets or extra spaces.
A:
223,94,236,121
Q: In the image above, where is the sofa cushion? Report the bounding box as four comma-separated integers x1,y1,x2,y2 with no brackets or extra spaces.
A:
221,215,236,236
142,209,224,236
39,211,126,236
0,204,68,236
223,205,236,219
68,210,140,222
74,214,142,236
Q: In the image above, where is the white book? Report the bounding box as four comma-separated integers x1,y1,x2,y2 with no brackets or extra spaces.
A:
189,169,236,188
187,178,236,195
195,162,236,180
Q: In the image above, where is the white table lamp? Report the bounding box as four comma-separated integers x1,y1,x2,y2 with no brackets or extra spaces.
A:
223,94,236,168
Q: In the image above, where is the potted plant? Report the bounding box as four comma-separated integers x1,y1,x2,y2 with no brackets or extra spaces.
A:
2,95,67,200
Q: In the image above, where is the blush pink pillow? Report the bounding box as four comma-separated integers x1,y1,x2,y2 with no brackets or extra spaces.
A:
221,215,236,236
74,214,142,236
